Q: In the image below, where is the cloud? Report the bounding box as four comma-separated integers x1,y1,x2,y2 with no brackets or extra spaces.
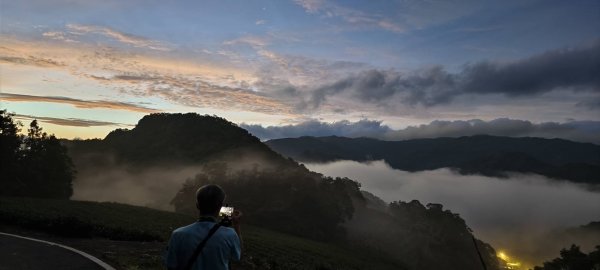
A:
42,31,79,43
382,118,600,144
223,35,269,48
1,38,293,116
454,26,502,33
460,43,600,96
294,0,404,33
309,67,455,108
106,72,295,115
294,0,324,14
65,24,171,51
307,42,600,108
14,114,129,127
253,50,368,87
241,119,391,140
0,93,160,113
112,74,156,81
244,118,600,144
0,55,65,67
576,98,600,109
255,19,266,25
222,33,368,86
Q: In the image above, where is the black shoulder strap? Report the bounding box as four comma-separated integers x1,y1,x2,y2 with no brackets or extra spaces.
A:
183,223,222,270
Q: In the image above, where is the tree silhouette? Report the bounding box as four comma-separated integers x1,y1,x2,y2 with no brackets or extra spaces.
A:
534,245,599,270
0,110,22,195
0,111,74,199
171,161,361,241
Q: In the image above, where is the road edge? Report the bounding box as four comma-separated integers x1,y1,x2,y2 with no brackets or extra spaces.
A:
0,232,116,270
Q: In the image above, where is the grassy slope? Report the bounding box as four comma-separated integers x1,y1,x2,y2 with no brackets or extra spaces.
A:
0,197,403,270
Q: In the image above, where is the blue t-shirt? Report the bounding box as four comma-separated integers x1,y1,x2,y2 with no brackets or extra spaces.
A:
165,221,241,270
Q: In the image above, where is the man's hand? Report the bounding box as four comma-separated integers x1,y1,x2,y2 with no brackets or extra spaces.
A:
232,209,242,228
231,209,243,257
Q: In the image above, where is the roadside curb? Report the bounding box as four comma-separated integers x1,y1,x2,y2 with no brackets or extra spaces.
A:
0,232,116,270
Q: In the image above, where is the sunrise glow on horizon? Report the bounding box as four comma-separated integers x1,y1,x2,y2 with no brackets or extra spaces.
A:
1,0,599,139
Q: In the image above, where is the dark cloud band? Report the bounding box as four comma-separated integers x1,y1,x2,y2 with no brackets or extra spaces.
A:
0,93,160,113
307,42,600,108
241,119,392,140
244,118,600,144
14,114,129,127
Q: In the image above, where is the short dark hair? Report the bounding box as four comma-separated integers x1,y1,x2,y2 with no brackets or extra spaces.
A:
196,184,225,215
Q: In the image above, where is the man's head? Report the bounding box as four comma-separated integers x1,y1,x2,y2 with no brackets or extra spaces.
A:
196,184,226,217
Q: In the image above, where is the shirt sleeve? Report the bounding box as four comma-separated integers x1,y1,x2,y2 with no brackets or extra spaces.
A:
229,230,242,261
165,231,180,269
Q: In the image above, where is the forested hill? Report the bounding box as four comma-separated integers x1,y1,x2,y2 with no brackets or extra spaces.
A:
64,113,361,241
65,113,291,167
265,135,600,184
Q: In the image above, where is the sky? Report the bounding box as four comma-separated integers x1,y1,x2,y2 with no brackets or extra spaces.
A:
0,0,599,139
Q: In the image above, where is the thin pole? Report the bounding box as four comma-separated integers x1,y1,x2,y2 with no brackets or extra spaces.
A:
471,234,488,270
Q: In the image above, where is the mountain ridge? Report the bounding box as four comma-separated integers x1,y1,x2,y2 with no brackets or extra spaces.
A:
265,135,600,184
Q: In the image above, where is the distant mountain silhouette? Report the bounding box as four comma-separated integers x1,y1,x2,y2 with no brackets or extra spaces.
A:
265,135,600,184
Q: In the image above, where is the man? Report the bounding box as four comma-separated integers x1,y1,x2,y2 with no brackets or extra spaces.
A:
166,184,242,270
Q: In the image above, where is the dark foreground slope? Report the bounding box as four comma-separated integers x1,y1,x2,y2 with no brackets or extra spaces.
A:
266,135,600,183
64,113,500,270
0,196,402,270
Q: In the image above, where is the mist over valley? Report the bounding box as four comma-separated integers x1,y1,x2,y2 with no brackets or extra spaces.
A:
305,160,600,268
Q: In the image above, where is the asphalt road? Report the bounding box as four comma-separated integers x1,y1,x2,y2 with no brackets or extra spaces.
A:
0,233,108,270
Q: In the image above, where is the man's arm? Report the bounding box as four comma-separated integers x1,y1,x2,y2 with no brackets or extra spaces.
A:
232,210,243,257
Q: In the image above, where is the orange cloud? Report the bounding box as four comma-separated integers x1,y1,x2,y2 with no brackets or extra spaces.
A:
0,55,65,67
0,36,299,118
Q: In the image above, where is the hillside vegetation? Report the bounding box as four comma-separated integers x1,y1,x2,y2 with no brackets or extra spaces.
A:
66,113,358,242
0,196,189,241
266,135,600,183
66,112,287,167
533,244,600,270
0,196,403,270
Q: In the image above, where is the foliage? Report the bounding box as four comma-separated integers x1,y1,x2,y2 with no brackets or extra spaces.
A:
171,161,362,241
389,200,499,269
533,245,600,270
344,198,501,270
97,113,276,165
0,196,191,241
239,224,405,270
0,110,74,198
0,196,403,270
0,110,22,190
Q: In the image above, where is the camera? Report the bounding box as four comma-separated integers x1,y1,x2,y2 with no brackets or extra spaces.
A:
219,206,234,227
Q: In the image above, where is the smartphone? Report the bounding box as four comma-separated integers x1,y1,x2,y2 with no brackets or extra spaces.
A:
219,206,234,217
